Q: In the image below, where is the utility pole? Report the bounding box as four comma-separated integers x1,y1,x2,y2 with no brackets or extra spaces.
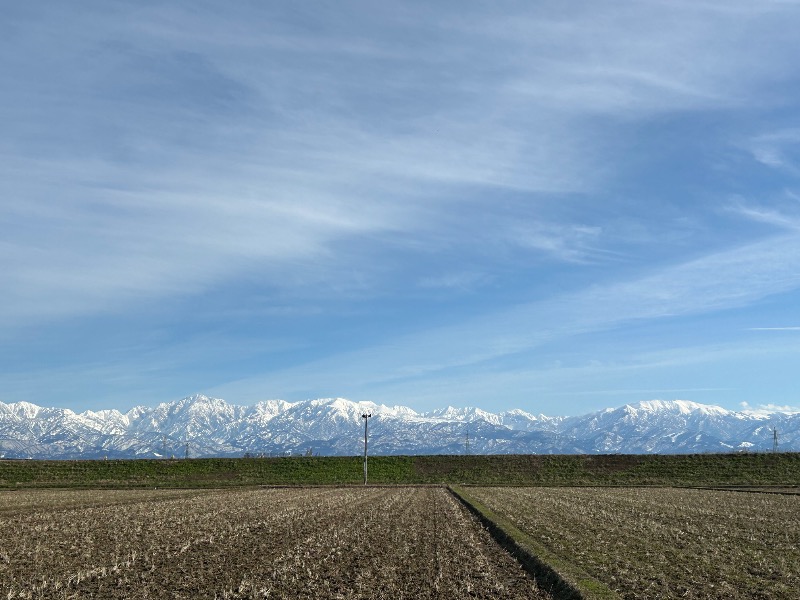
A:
162,435,167,459
362,413,372,485
773,427,779,453
465,429,470,455
184,442,189,460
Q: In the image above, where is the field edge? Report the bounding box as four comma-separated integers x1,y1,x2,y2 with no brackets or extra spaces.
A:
448,485,620,600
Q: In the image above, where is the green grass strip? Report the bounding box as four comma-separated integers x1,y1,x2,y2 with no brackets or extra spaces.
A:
449,485,620,600
2,453,799,489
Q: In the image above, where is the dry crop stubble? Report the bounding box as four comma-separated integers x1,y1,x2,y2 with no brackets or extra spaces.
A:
0,488,209,515
0,486,548,599
466,486,799,600
247,486,543,599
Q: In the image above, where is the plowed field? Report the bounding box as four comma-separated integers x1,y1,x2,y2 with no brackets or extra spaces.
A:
466,486,799,599
0,487,547,599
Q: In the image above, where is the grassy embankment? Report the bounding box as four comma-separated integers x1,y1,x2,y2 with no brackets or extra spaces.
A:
1,452,798,488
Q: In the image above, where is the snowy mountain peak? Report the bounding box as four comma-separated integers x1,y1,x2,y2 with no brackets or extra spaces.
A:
174,394,231,411
501,408,538,420
739,403,800,417
250,399,295,418
629,399,730,417
308,397,419,420
3,401,44,419
308,398,373,419
425,406,499,423
499,409,543,432
1,395,797,458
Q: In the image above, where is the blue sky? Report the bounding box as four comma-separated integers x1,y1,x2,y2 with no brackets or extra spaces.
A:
3,0,800,415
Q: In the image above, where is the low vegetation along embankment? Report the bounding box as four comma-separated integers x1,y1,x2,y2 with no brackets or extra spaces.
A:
0,452,798,488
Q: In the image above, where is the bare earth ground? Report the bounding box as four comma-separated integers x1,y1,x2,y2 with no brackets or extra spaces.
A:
467,486,800,600
0,487,547,599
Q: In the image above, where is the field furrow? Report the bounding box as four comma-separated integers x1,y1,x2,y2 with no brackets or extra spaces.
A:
0,486,546,599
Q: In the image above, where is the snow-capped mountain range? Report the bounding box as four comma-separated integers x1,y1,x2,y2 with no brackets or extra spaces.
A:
0,395,797,459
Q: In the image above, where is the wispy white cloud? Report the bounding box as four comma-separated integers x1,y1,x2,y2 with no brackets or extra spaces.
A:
747,129,800,173
211,232,800,405
5,0,800,328
511,223,623,264
418,271,490,291
729,203,800,230
462,0,800,117
4,2,800,411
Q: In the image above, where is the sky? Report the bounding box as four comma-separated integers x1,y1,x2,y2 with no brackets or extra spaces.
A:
3,0,800,416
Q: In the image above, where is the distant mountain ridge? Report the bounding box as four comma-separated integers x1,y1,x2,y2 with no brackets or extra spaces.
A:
0,395,797,459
